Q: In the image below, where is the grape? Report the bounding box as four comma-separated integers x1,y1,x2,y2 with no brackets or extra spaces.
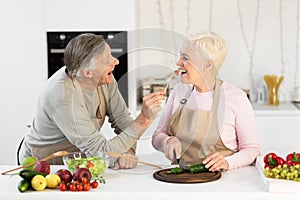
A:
263,164,300,182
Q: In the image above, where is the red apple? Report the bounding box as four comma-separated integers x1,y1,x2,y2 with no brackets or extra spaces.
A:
73,168,91,182
34,161,50,174
56,169,73,183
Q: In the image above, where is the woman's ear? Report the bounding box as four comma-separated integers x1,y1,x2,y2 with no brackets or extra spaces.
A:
204,59,214,71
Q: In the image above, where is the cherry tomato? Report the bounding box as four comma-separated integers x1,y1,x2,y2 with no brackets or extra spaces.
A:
91,180,98,188
76,184,83,191
73,180,79,185
70,184,76,192
174,69,179,76
81,177,88,184
83,184,90,191
87,161,94,168
59,183,67,191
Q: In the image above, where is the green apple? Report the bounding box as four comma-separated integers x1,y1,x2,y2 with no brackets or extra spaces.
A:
22,156,37,170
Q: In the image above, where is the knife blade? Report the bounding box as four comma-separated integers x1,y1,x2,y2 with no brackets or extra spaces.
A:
178,158,189,170
173,149,180,164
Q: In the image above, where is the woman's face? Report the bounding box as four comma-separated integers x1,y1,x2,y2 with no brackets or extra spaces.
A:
90,44,119,85
176,41,205,85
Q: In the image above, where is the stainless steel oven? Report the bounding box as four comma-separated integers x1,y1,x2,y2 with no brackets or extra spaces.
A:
47,31,128,105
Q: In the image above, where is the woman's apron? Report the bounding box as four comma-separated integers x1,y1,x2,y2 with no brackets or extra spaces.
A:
29,86,106,165
168,79,234,165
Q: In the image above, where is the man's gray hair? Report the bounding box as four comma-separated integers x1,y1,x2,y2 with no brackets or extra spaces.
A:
64,33,106,77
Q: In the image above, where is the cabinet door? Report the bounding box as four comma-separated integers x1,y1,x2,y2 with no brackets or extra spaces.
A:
256,116,300,157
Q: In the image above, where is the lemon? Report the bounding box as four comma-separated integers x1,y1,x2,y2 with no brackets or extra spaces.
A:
21,156,37,170
31,175,47,191
45,174,61,189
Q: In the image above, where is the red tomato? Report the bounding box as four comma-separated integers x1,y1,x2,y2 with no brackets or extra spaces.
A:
81,177,88,184
73,180,79,185
91,180,98,188
174,70,179,76
76,184,83,191
70,184,76,192
83,184,90,191
59,183,67,191
87,161,94,168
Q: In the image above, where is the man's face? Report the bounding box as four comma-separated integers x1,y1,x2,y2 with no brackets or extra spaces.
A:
90,43,119,85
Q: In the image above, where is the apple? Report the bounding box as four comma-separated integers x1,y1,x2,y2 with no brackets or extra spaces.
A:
21,156,37,170
73,168,91,182
56,169,73,183
34,161,50,174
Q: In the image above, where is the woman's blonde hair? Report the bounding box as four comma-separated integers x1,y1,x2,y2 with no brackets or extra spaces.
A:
190,31,227,71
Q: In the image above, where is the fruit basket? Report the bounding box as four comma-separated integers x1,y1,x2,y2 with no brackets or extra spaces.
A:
62,152,107,179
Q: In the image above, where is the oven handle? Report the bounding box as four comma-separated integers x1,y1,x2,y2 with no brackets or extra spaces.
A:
50,48,123,54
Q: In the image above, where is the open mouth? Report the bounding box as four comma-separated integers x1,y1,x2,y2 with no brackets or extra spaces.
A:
179,69,187,75
174,68,187,76
107,71,113,75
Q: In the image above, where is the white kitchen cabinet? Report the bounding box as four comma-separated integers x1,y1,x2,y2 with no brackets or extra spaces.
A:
253,102,300,157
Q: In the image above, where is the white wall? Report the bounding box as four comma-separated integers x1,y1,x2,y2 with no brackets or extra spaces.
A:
0,0,46,165
134,0,300,102
0,0,135,165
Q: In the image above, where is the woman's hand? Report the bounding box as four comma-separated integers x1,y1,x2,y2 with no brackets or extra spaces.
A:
202,152,229,171
165,136,181,161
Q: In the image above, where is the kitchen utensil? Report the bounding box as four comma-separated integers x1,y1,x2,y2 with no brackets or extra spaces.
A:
1,151,69,175
178,158,189,170
153,168,221,183
106,151,163,169
164,73,176,92
173,149,180,164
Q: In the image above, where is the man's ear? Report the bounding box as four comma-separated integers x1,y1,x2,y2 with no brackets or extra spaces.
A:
80,69,93,78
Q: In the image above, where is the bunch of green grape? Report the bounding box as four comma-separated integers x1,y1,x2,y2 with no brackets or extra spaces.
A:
264,164,300,182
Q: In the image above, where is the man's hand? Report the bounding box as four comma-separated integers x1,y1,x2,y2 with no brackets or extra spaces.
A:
131,91,166,139
113,153,138,169
141,91,166,120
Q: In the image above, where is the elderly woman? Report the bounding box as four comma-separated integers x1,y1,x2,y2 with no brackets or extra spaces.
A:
152,32,260,171
20,33,165,169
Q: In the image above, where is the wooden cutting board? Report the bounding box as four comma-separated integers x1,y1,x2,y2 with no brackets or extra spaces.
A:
153,168,221,183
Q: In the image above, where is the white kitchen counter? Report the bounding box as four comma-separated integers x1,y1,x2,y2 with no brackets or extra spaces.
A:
1,155,300,200
252,102,300,116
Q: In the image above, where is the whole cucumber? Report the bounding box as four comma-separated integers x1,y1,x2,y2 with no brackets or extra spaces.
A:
166,167,184,174
18,179,30,193
188,163,209,173
19,169,47,180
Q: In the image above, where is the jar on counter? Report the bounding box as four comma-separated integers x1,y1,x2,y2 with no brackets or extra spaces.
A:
257,82,267,104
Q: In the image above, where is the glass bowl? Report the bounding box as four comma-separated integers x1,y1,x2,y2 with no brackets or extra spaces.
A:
62,152,107,179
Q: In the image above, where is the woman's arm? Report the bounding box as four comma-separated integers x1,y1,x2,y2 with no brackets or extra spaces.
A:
224,93,261,169
152,90,177,152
